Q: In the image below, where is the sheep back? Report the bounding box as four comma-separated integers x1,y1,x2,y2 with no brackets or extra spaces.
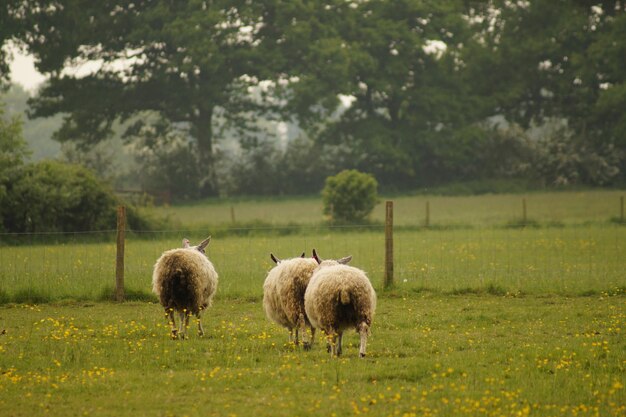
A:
263,257,318,328
152,248,218,314
305,264,376,333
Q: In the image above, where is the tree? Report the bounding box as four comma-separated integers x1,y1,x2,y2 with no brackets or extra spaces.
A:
322,170,378,223
17,0,278,195
0,102,30,231
465,0,626,184
0,1,24,86
268,0,491,189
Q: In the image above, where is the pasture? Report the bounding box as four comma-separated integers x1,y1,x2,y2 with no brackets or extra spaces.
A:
145,190,626,227
1,294,624,417
0,190,625,416
0,226,624,302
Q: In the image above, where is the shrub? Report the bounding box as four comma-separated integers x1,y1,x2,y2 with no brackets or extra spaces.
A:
1,161,117,232
1,160,157,233
322,169,379,223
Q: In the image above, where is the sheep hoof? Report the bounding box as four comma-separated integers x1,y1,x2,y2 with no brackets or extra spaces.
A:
171,330,178,340
359,353,366,358
303,342,312,351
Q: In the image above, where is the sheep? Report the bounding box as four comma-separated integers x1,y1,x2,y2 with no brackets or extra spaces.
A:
152,237,218,339
304,249,376,358
263,252,318,348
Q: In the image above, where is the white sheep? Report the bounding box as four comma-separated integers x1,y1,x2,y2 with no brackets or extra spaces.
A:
152,237,218,339
263,252,318,348
304,249,376,358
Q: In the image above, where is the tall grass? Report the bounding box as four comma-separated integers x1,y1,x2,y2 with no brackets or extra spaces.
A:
0,225,624,303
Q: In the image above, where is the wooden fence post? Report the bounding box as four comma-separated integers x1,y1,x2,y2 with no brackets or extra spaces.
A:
230,205,236,223
384,200,394,289
115,205,126,302
425,201,430,228
522,198,527,225
621,196,624,223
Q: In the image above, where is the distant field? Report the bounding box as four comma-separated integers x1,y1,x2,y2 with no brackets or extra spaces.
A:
144,190,626,227
0,294,624,417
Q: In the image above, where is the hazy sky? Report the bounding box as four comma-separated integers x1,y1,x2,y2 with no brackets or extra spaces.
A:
9,48,46,92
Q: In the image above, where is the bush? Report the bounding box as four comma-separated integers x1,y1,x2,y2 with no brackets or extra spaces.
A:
322,170,379,223
1,161,116,232
1,160,156,233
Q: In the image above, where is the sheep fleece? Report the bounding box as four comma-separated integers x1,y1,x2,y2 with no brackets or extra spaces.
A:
263,257,318,328
152,248,218,314
305,265,376,332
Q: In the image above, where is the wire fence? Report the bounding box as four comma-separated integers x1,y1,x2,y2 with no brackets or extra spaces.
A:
0,219,624,304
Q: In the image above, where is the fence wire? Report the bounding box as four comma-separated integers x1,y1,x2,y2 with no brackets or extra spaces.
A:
0,224,624,303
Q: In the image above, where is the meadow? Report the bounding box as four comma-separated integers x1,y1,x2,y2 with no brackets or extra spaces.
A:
0,293,624,417
0,226,625,303
145,189,626,227
0,190,625,416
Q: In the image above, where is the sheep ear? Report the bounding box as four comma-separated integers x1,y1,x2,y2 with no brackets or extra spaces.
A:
197,236,211,251
270,253,280,264
300,252,305,258
182,238,191,248
337,256,352,265
312,249,322,264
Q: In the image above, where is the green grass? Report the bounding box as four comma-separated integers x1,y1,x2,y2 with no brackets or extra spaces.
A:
1,226,624,303
143,190,626,228
0,293,624,417
0,190,625,416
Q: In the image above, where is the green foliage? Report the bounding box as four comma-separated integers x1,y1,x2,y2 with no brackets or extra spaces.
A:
1,160,118,232
2,85,62,160
468,1,626,184
0,160,158,233
6,1,626,194
128,121,205,201
0,103,29,172
322,169,379,223
0,103,30,231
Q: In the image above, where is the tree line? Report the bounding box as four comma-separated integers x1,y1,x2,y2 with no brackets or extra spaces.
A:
2,1,625,200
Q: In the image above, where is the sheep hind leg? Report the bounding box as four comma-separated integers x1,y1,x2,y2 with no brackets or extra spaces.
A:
294,327,300,346
303,326,315,351
297,313,312,350
167,309,178,339
196,312,204,337
336,332,343,356
358,322,369,358
326,332,339,357
178,311,189,339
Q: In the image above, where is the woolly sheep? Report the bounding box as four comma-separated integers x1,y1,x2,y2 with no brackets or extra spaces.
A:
152,237,218,339
304,249,376,358
263,252,318,348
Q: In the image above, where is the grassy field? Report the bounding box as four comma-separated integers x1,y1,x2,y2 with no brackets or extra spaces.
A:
1,226,624,303
0,190,624,416
0,293,624,417
144,190,626,227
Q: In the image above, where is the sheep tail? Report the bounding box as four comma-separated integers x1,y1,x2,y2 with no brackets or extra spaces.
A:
340,287,351,305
